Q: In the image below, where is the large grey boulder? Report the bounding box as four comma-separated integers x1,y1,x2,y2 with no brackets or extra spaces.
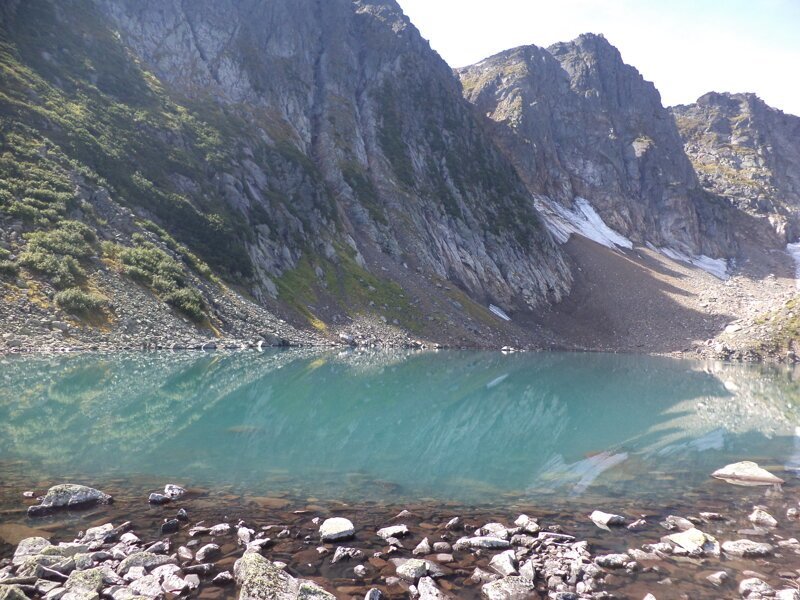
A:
28,485,112,517
233,552,334,600
711,462,784,486
481,576,537,599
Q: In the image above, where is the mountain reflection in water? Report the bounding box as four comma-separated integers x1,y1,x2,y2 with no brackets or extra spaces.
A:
1,350,799,504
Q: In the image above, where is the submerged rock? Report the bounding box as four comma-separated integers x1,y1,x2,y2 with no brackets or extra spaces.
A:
27,485,112,517
376,525,408,540
749,508,778,528
234,552,334,600
711,462,784,486
721,539,773,558
395,559,427,582
590,510,626,528
319,518,354,542
663,528,719,556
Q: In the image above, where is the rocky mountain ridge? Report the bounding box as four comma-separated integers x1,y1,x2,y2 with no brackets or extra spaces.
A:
0,1,798,356
671,92,800,243
457,34,740,262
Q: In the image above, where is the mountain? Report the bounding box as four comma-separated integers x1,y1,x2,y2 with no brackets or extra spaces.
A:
671,92,800,242
0,0,570,350
457,34,736,259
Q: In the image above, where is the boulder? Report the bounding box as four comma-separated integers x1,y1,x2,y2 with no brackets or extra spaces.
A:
739,578,773,597
12,537,52,565
590,511,626,528
395,559,427,582
488,550,517,577
233,552,334,600
417,576,450,599
721,539,773,557
481,576,536,600
749,508,777,528
0,586,30,600
711,462,784,486
319,518,354,542
27,485,112,517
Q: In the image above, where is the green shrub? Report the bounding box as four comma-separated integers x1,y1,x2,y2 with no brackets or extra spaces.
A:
18,250,83,287
18,220,96,288
114,239,205,320
0,260,18,277
164,287,204,322
54,287,106,315
0,247,11,260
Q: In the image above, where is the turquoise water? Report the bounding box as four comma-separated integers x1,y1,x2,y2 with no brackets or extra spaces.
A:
1,350,799,504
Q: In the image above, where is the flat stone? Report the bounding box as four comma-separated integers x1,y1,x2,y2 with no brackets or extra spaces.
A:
721,540,773,558
664,528,719,556
319,518,354,542
455,537,511,550
376,525,408,540
129,574,162,598
0,586,31,600
706,571,729,586
711,462,784,486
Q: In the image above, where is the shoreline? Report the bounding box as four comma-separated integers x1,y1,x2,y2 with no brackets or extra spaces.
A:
2,469,800,600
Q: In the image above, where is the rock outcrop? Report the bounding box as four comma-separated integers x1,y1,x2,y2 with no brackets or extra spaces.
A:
457,33,735,258
672,92,800,241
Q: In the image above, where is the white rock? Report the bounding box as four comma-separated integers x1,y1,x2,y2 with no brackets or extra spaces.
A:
711,461,784,486
376,525,408,540
417,576,449,599
488,549,517,577
413,538,431,556
749,508,778,528
590,510,626,528
319,518,355,542
721,539,773,557
481,576,536,600
396,558,427,582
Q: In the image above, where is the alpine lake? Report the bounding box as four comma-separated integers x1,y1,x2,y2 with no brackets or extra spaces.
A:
2,349,800,599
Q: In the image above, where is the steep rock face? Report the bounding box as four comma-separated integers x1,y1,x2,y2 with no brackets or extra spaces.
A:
91,0,571,310
672,92,800,241
457,34,735,258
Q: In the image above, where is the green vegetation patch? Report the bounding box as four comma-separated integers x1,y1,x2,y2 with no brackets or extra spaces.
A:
105,235,205,321
54,287,106,315
276,244,423,333
18,220,96,288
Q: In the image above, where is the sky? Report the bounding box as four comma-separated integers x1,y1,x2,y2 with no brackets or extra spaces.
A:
395,0,800,116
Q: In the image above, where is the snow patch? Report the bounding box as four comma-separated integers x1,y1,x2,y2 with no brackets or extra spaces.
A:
489,304,511,321
649,244,730,280
787,242,800,289
535,197,633,250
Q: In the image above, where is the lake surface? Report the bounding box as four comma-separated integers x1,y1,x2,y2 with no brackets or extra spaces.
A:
1,349,799,506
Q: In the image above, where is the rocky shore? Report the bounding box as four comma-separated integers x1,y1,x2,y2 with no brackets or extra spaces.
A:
3,461,800,600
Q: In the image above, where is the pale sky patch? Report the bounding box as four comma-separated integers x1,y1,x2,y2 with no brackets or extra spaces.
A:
396,0,800,116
